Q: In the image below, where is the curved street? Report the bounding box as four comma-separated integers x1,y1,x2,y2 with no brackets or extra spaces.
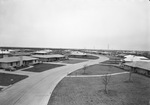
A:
0,55,108,105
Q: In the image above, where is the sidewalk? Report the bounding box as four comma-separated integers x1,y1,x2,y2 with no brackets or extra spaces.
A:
66,72,129,77
0,66,36,76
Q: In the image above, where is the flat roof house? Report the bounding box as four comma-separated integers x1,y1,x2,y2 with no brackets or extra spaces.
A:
33,50,52,55
70,51,87,56
0,56,39,69
124,55,150,62
0,50,11,58
32,54,66,62
120,61,150,76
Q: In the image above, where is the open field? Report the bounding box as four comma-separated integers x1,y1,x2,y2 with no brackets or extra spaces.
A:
69,64,123,75
23,63,64,72
69,55,99,59
0,73,28,86
61,59,87,64
48,65,150,105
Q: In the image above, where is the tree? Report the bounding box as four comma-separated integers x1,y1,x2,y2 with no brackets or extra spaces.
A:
83,64,88,74
128,67,134,82
128,56,135,82
102,73,111,94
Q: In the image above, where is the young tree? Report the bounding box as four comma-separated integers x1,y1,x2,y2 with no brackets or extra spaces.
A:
102,73,111,94
83,64,88,74
128,56,135,82
128,67,134,82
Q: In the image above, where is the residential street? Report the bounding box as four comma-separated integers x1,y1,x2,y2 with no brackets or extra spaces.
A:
0,55,108,105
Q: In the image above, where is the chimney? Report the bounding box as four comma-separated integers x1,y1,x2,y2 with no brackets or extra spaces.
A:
19,56,23,66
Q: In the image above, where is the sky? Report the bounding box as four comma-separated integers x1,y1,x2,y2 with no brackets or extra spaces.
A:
0,0,149,51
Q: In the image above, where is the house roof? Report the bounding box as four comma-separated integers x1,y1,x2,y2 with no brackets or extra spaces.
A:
70,51,87,56
0,50,10,54
124,55,150,62
11,52,31,56
0,56,38,63
34,50,52,54
124,61,150,71
32,54,65,58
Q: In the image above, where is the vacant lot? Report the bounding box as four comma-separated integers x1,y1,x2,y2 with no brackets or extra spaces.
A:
69,55,99,59
69,64,123,75
23,63,64,72
61,59,87,64
48,65,150,105
0,73,28,86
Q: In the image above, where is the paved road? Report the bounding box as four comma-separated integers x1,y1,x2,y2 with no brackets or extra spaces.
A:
0,55,108,105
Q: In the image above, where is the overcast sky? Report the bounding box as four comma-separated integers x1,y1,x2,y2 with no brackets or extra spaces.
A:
0,0,149,50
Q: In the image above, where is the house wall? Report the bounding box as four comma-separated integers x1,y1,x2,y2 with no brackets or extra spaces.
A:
32,59,39,64
121,64,150,76
22,59,39,66
0,54,9,58
0,59,39,69
11,62,20,67
0,63,10,68
136,68,149,75
37,57,65,62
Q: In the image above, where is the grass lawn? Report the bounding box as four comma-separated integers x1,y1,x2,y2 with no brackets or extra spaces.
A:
48,67,150,105
101,60,121,64
69,64,123,75
69,55,99,59
61,59,87,64
101,56,122,64
107,56,122,60
23,63,64,72
0,73,28,86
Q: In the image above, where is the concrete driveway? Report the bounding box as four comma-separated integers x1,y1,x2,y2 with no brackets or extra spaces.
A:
0,55,108,105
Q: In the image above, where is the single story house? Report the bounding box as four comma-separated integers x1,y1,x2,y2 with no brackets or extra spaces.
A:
124,55,150,62
120,61,150,76
31,54,66,62
0,56,39,69
69,51,87,57
33,50,52,55
0,50,11,58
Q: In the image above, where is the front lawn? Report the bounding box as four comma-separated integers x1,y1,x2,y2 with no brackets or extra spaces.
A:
0,88,3,91
23,63,64,72
100,56,122,65
61,59,87,64
101,60,121,64
48,69,150,105
69,64,123,75
0,73,28,86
